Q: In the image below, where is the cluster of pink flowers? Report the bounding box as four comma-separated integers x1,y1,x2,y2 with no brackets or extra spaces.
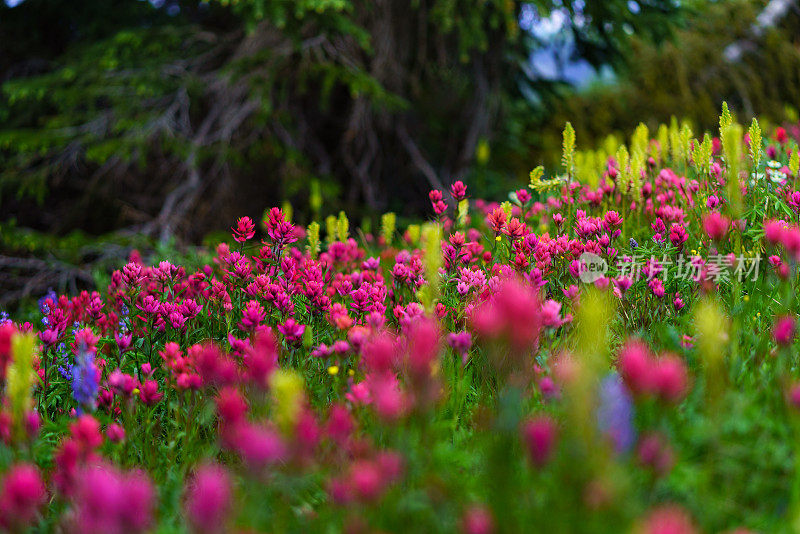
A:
2,121,800,531
617,341,688,403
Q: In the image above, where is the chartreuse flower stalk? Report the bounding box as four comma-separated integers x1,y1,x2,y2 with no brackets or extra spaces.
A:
562,121,576,181
457,199,469,230
380,212,396,247
325,214,337,245
6,332,37,441
721,122,744,218
270,369,304,435
561,288,631,522
306,221,320,259
406,224,420,246
691,133,713,178
336,211,349,242
656,123,669,164
719,101,733,135
748,117,762,170
694,297,729,407
568,288,615,457
417,222,442,313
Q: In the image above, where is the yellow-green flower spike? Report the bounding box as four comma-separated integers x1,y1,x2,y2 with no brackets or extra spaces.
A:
325,215,337,245
719,101,732,136
6,332,36,429
281,200,293,223
270,369,305,435
381,212,396,246
420,222,443,311
309,179,322,216
562,121,576,178
406,224,421,245
306,221,321,259
656,123,669,163
336,211,349,242
748,117,762,168
721,122,743,216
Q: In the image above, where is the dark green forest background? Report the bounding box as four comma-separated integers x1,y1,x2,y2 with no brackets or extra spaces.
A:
1,0,800,310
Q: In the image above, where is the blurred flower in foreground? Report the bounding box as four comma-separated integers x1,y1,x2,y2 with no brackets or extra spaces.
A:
521,415,558,467
185,463,233,534
597,373,635,454
636,504,696,534
0,463,46,531
461,504,494,534
70,463,155,534
774,315,796,346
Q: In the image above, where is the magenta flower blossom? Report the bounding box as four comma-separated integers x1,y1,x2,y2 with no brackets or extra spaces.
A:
702,212,729,241
789,383,800,409
450,180,468,201
653,356,688,403
0,463,45,531
114,330,132,351
231,216,256,243
774,315,796,346
122,261,144,287
106,423,125,443
446,331,472,363
648,278,665,298
264,208,297,247
521,415,557,467
470,277,542,351
540,299,564,328
231,423,287,468
429,189,447,214
277,318,305,343
618,340,654,396
669,223,688,249
185,463,233,534
138,379,163,406
71,464,155,534
461,505,495,534
239,300,266,332
39,328,59,347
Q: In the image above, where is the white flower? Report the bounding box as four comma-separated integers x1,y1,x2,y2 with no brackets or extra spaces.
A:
770,170,786,184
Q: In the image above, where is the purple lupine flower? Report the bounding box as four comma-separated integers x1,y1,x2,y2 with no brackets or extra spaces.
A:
597,372,635,454
72,344,99,413
57,343,73,379
38,289,56,314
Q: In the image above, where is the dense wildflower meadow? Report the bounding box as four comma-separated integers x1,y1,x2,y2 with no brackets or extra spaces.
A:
4,107,800,532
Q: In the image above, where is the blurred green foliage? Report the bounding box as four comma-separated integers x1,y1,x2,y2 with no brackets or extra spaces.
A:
527,0,800,169
0,0,682,239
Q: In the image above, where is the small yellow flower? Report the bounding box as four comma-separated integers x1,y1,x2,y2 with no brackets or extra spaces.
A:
348,369,355,376
743,295,750,302
328,366,339,376
495,235,502,242
132,388,140,395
